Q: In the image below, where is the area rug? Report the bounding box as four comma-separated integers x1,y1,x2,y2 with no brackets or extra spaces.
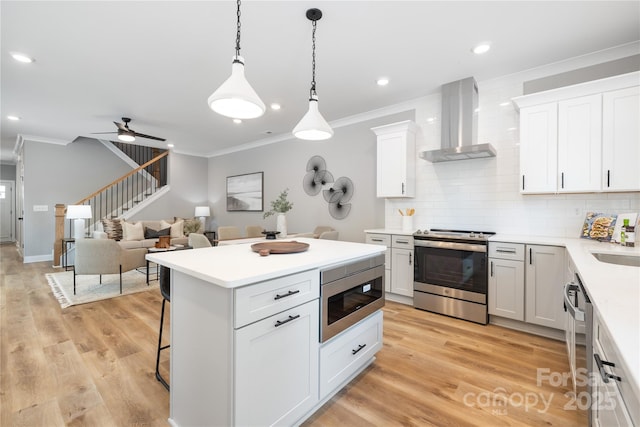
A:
45,270,158,308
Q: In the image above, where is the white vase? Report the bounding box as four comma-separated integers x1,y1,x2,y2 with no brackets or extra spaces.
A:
276,213,287,238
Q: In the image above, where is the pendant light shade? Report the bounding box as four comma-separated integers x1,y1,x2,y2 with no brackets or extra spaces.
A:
117,129,135,142
294,8,333,141
208,56,265,119
208,0,265,120
293,95,333,140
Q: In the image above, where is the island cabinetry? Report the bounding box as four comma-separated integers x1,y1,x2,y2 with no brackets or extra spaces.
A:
319,310,383,399
371,120,417,198
488,242,525,320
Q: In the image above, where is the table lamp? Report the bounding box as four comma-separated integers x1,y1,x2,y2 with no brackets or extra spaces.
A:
195,206,211,230
66,205,92,240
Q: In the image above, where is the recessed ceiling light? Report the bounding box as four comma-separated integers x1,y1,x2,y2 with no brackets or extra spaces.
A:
499,101,511,107
270,103,281,110
376,78,389,86
426,117,436,123
167,143,175,148
233,118,242,124
472,43,491,55
7,115,21,121
11,52,34,63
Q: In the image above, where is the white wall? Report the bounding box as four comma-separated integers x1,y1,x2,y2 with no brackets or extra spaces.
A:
385,46,640,237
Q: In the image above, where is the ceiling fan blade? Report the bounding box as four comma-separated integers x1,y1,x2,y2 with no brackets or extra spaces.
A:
114,121,128,131
133,132,166,142
91,131,117,134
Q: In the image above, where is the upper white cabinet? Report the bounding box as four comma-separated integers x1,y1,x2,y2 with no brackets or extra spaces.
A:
513,71,640,194
371,120,417,198
602,86,640,192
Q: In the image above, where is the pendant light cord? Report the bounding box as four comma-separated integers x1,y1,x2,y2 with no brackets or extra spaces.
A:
235,0,242,59
310,19,317,99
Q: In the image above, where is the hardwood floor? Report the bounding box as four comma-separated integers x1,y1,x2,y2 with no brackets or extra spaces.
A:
1,243,585,426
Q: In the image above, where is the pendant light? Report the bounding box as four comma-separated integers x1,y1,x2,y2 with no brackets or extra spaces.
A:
207,0,265,119
293,8,333,141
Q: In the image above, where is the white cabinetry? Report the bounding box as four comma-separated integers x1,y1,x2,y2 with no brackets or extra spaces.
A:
513,72,640,194
489,242,566,330
489,242,525,320
365,232,413,298
391,235,414,297
592,310,639,426
371,120,417,198
319,311,382,399
525,245,566,329
602,86,640,191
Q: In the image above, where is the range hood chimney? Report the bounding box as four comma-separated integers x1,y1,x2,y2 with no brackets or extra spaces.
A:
420,77,496,162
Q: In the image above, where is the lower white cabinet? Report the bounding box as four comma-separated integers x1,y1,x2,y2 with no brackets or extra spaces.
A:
366,233,414,297
592,311,638,426
525,245,566,329
319,310,383,399
235,299,319,427
488,242,566,330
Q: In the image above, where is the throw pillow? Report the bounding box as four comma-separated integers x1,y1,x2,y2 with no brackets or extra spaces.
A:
161,219,183,238
101,218,123,241
144,226,171,239
123,221,144,241
176,217,203,236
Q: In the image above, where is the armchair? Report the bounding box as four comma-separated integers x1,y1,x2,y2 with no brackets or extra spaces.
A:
73,239,147,295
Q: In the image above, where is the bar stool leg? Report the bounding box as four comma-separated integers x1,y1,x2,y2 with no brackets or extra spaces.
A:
155,297,170,391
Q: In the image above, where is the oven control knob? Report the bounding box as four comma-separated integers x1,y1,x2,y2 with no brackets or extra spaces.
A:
478,232,484,238
415,229,422,234
469,232,476,238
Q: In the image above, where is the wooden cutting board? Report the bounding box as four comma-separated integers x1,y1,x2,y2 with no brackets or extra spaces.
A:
251,241,310,256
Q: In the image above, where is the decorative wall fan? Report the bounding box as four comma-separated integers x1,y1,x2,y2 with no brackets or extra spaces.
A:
302,155,334,196
92,117,166,142
303,154,354,220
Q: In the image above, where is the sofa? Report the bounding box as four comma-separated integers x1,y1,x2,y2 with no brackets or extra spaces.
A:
95,218,198,249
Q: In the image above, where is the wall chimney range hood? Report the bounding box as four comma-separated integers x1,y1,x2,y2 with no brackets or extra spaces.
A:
420,77,496,163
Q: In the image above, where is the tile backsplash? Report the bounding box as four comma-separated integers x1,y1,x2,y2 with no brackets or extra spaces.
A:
385,67,639,238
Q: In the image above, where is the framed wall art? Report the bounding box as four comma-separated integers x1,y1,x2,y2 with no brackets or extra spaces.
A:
226,172,264,212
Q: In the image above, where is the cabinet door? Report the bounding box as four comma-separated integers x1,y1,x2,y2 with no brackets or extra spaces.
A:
376,132,415,198
519,103,558,193
488,258,524,320
558,94,602,192
602,86,640,192
525,245,565,329
391,248,414,297
235,300,319,426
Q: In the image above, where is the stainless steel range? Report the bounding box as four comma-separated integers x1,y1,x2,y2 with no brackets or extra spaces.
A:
413,229,495,324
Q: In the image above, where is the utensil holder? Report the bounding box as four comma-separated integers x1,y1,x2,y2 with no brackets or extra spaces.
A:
402,216,413,232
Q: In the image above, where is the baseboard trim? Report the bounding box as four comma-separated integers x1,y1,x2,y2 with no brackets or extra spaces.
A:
23,254,53,264
385,292,413,306
489,315,565,341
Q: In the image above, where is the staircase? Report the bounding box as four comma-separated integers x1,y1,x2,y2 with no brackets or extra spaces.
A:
53,148,169,266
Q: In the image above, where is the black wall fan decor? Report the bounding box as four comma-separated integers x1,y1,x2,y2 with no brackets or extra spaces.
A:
303,155,353,220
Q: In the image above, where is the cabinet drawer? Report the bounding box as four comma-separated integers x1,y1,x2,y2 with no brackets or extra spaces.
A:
489,242,525,261
366,233,391,247
319,310,383,399
235,270,319,328
392,235,414,249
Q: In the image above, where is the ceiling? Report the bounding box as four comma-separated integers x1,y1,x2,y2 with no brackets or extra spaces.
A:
2,1,639,162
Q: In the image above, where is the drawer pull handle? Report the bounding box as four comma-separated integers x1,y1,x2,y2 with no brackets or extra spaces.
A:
274,290,300,300
371,238,383,242
352,343,366,355
275,314,300,327
594,353,622,383
496,248,516,254
396,240,409,244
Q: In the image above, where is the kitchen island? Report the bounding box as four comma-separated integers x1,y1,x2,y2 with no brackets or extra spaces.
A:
146,238,386,427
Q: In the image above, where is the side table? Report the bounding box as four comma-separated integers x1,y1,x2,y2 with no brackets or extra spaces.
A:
146,245,192,284
204,230,217,246
62,238,75,271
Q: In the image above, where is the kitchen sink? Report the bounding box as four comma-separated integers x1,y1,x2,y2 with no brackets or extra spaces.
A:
591,252,640,267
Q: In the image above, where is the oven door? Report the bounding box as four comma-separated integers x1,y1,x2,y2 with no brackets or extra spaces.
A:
321,265,385,342
413,241,488,295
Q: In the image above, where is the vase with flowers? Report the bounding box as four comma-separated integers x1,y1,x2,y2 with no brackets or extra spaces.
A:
263,188,294,237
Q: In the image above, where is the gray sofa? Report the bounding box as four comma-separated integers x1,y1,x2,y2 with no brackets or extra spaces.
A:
95,219,192,249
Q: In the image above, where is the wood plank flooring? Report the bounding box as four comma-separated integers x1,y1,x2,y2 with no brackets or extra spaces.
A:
0,243,586,426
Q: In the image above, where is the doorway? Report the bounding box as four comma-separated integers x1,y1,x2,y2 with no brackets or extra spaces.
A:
0,180,16,243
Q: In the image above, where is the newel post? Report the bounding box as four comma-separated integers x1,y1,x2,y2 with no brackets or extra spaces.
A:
54,204,66,267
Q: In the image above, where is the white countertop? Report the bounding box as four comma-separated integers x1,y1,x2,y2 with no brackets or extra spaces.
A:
146,237,385,289
492,234,640,397
364,228,414,236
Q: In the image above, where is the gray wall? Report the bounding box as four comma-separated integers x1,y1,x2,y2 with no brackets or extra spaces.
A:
0,164,16,181
208,111,412,243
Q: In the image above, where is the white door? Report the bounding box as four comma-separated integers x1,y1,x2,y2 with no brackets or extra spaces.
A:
0,180,15,243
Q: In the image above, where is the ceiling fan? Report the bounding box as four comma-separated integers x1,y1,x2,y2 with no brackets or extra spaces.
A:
92,117,166,142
